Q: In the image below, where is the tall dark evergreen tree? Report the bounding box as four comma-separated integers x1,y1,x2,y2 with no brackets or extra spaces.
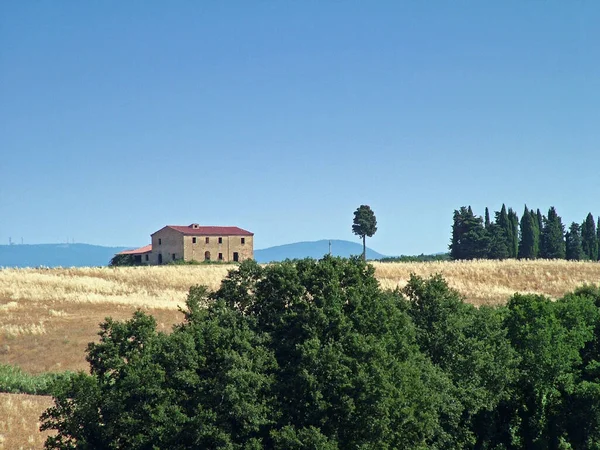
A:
597,216,600,261
566,222,584,261
540,207,566,259
536,209,544,234
450,206,489,260
485,207,491,230
488,205,511,260
518,206,538,259
581,213,598,261
487,223,510,260
508,208,519,258
530,209,541,258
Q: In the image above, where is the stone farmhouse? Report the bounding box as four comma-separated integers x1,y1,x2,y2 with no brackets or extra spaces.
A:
118,223,254,264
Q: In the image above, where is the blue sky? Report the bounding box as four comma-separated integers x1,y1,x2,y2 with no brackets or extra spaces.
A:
1,1,599,255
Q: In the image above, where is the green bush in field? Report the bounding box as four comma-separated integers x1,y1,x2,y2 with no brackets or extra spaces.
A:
0,364,75,395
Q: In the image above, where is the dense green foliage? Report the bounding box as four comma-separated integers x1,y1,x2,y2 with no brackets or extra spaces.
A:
540,207,566,259
352,205,377,260
582,213,599,261
41,258,600,449
0,364,74,395
451,205,599,261
450,206,489,260
566,222,584,261
379,253,450,262
108,253,139,267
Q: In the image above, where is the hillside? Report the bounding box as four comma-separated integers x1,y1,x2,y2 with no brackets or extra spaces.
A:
0,244,127,268
255,239,385,262
0,241,385,267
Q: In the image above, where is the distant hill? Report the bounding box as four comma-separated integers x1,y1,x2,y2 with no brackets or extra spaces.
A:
254,240,386,263
0,244,128,268
0,240,386,268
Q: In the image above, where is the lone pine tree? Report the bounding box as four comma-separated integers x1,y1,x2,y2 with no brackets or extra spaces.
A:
352,205,377,260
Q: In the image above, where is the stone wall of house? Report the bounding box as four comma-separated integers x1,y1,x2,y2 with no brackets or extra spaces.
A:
182,234,254,262
150,227,185,265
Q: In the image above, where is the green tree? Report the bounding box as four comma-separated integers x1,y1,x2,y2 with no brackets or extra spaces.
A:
540,207,566,259
351,205,377,261
566,222,584,261
508,207,519,258
450,206,489,260
531,209,541,258
518,205,538,259
487,223,510,260
403,274,518,447
502,293,599,448
581,213,598,261
536,209,544,235
487,205,511,260
598,216,600,260
108,253,138,266
484,207,491,230
41,258,462,449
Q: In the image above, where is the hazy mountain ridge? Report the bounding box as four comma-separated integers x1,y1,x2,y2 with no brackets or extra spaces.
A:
254,239,386,263
0,244,128,268
0,240,385,267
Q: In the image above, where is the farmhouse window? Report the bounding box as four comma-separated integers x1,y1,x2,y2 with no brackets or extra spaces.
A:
218,253,223,260
241,237,245,244
145,254,149,262
218,237,223,244
192,237,196,244
158,238,162,245
172,253,176,261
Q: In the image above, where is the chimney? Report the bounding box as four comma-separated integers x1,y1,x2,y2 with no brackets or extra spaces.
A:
190,223,200,229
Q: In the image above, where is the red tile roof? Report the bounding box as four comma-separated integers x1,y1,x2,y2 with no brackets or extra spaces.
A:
118,244,152,255
162,225,254,236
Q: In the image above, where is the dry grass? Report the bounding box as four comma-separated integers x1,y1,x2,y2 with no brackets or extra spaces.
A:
373,259,600,306
0,393,53,449
0,261,599,374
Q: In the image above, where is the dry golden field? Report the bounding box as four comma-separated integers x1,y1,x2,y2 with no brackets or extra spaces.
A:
0,260,600,448
1,261,600,374
0,393,53,449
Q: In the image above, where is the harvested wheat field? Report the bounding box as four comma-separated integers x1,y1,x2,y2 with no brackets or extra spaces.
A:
1,261,600,375
0,393,53,449
372,259,600,306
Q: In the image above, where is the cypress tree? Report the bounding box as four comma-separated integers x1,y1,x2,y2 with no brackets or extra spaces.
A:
537,209,547,257
488,206,511,260
508,208,519,258
530,209,540,258
485,207,491,230
565,222,584,261
519,206,536,259
597,216,600,261
537,209,544,234
540,207,566,259
450,206,489,260
581,213,598,261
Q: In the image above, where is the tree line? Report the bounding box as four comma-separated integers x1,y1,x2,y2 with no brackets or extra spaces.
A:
41,257,600,449
450,204,600,261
